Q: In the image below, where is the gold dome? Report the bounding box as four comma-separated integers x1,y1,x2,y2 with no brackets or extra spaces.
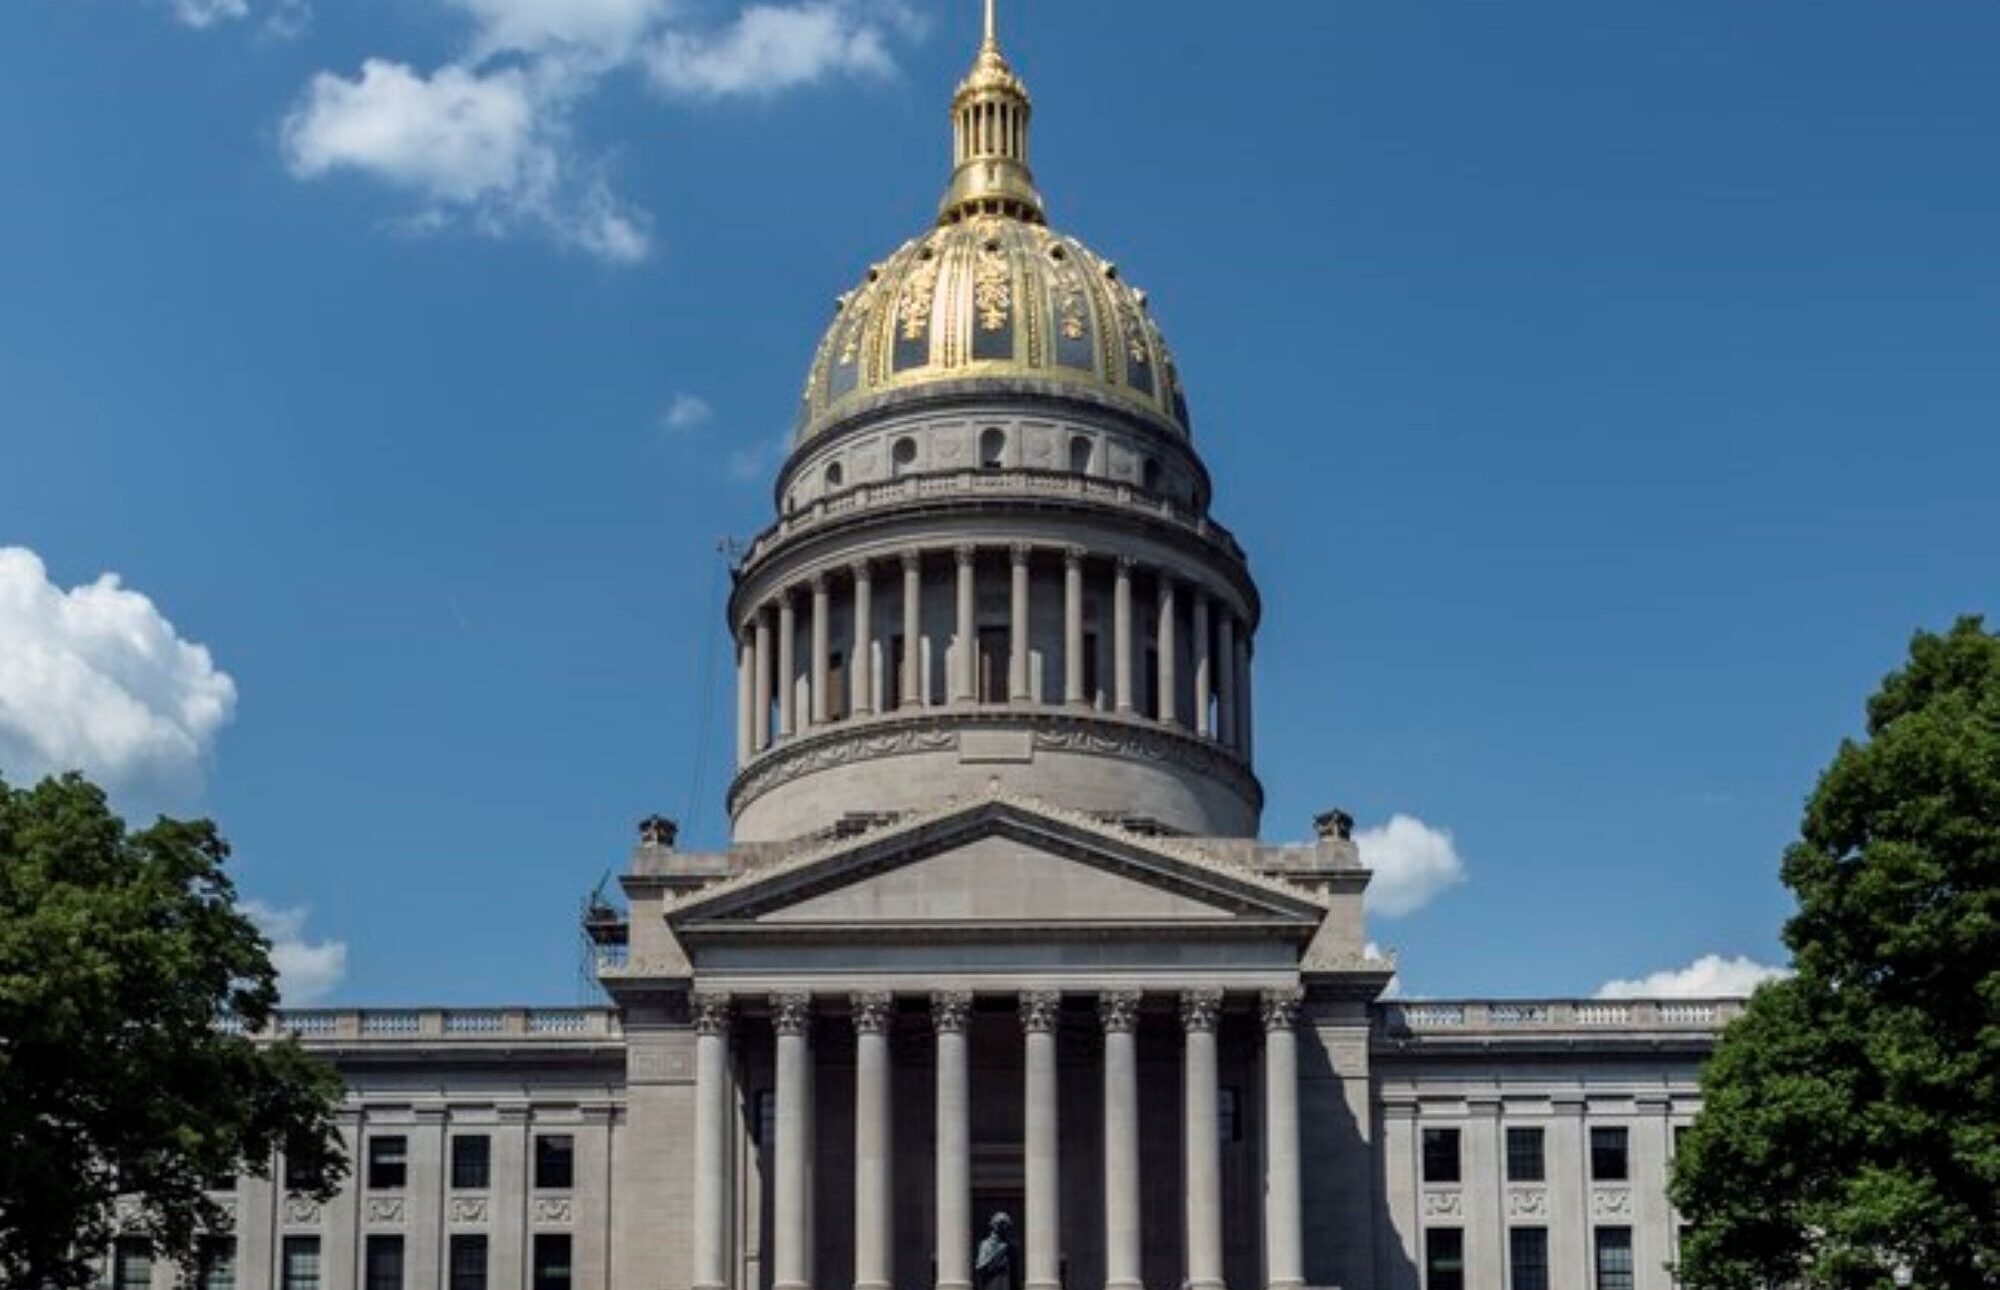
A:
793,2,1190,446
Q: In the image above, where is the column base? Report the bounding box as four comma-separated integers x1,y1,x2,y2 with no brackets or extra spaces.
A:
936,1280,974,1290
1104,1279,1144,1290
1264,1280,1304,1290
775,1281,814,1290
854,1281,892,1290
1185,1280,1225,1290
1027,1280,1062,1290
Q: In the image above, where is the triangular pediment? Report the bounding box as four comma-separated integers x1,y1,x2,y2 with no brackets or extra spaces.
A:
669,797,1325,935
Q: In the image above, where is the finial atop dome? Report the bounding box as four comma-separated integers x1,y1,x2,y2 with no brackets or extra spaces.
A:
939,0,1045,225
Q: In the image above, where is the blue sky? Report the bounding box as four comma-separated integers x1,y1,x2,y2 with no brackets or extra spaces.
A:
2,0,1995,1006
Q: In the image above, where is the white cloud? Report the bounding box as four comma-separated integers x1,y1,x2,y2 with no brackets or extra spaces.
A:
282,2,920,260
170,0,248,27
1364,941,1403,999
661,392,714,434
1595,953,1788,1000
0,547,236,803
646,2,898,99
244,901,348,1005
280,58,651,264
1357,814,1467,917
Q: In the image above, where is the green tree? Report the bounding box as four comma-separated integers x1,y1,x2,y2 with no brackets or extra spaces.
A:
1671,618,2000,1288
0,772,346,1288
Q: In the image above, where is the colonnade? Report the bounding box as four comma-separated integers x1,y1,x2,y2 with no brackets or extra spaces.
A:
734,547,1255,769
686,988,1306,1290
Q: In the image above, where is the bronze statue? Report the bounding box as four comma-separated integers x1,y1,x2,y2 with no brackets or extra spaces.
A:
974,1212,1020,1290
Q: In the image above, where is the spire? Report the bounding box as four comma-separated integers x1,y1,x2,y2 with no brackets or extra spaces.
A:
939,0,1045,225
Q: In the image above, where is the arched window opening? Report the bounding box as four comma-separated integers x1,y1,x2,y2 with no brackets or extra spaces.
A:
824,462,844,491
980,428,1007,469
1142,458,1162,492
1069,436,1093,475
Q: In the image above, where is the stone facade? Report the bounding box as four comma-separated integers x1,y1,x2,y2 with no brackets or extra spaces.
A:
111,16,1735,1290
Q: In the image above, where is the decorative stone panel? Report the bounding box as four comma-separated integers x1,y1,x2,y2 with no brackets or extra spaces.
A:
1592,1187,1634,1218
365,1196,406,1225
1506,1188,1549,1219
281,1196,323,1226
448,1197,489,1224
532,1196,574,1225
1421,1189,1464,1220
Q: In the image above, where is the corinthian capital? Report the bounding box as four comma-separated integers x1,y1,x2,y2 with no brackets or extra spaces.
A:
1179,988,1224,1033
771,991,815,1036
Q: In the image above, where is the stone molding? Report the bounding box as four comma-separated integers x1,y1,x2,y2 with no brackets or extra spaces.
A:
448,1197,489,1224
532,1196,575,1225
1097,990,1143,1033
1505,1187,1549,1219
1421,1190,1464,1220
365,1196,405,1225
281,1196,323,1226
728,708,1261,818
1591,1187,1634,1218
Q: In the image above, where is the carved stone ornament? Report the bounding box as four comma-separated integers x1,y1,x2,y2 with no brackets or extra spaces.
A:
449,1197,490,1223
365,1196,405,1224
1097,990,1142,1033
1313,809,1355,841
1018,990,1062,1032
772,991,815,1036
1592,1187,1634,1218
1179,988,1224,1033
851,991,895,1034
1260,986,1305,1030
1422,1190,1464,1219
1506,1188,1549,1219
209,1200,238,1233
931,990,974,1033
533,1196,575,1224
281,1196,323,1226
691,992,734,1036
637,814,679,848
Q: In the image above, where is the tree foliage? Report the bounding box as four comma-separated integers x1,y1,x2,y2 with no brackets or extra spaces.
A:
0,773,346,1287
1671,618,2000,1288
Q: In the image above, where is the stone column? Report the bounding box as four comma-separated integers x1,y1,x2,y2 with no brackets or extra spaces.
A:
1181,989,1225,1290
1235,632,1253,761
1021,991,1062,1290
1113,558,1135,714
811,575,832,727
954,546,977,704
754,610,774,753
1157,575,1178,726
933,992,974,1290
1192,592,1213,738
1009,544,1032,704
851,562,874,717
902,552,924,710
774,991,816,1290
736,629,755,768
1063,548,1085,707
1261,989,1305,1290
1216,614,1237,752
1100,992,1144,1290
779,592,798,740
852,993,894,1290
691,993,735,1290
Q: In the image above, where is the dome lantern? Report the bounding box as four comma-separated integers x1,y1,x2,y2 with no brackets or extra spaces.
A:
939,0,1046,225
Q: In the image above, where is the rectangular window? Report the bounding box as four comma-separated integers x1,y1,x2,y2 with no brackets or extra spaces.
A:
977,628,1007,703
451,1135,492,1190
280,1238,321,1290
197,1239,237,1290
282,1149,313,1192
754,1089,776,1147
1421,1127,1462,1184
449,1235,489,1290
883,635,904,710
364,1236,403,1290
1590,1126,1630,1181
1423,1228,1464,1290
828,650,846,721
1505,1126,1545,1182
367,1135,408,1190
534,1134,575,1190
1509,1227,1549,1290
1595,1227,1634,1290
1081,631,1100,705
114,1239,151,1290
1217,1087,1241,1143
532,1234,573,1290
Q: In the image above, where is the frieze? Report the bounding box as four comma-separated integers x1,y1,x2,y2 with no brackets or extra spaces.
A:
1422,1190,1464,1219
449,1197,489,1224
1507,1188,1549,1218
1592,1188,1633,1218
365,1197,405,1225
731,725,958,805
532,1197,574,1224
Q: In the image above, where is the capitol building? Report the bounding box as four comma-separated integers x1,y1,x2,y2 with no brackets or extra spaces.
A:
146,10,1741,1290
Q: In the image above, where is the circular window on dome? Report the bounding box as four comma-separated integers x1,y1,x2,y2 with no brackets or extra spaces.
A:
892,437,918,472
979,428,1007,469
824,462,844,491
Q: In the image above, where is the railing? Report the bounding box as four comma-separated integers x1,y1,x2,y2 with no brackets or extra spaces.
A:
1382,998,1744,1035
265,1008,622,1042
737,468,1247,572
